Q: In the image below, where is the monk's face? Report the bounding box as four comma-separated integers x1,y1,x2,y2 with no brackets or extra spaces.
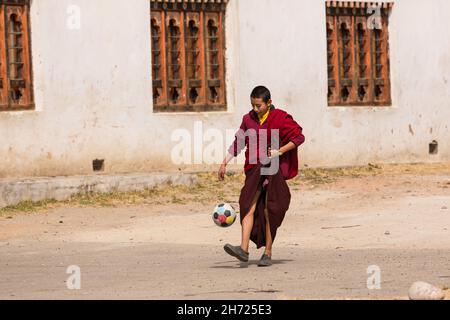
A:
251,97,272,117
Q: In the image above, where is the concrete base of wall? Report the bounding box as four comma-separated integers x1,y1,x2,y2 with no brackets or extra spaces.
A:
0,172,198,208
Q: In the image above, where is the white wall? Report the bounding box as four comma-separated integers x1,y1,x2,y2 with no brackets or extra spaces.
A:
235,0,450,167
0,0,449,178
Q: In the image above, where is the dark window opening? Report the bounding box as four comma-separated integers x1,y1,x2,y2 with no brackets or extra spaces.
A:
93,159,105,172
429,141,438,155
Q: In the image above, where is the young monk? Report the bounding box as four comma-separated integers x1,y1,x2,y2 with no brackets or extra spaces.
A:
218,86,305,267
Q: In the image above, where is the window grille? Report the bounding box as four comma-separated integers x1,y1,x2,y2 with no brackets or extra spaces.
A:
326,1,393,106
150,0,228,112
0,0,33,111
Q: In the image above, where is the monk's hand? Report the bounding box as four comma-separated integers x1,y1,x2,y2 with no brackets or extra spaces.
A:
218,163,227,181
268,147,283,159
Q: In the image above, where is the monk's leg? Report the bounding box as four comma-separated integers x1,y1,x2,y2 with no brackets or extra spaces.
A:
264,191,273,257
240,189,261,252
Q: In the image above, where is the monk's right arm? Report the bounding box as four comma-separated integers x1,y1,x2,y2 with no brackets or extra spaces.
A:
224,118,247,164
219,153,234,181
219,118,246,180
221,153,234,166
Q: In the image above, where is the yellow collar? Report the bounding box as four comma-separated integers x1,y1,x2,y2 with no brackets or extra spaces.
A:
258,110,270,125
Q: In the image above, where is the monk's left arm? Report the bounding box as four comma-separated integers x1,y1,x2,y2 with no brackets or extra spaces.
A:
279,141,297,155
280,114,305,151
270,116,305,157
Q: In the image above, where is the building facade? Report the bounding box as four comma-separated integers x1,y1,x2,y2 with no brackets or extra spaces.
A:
0,0,449,178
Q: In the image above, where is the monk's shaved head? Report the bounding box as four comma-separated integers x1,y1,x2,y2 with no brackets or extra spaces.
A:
251,86,271,104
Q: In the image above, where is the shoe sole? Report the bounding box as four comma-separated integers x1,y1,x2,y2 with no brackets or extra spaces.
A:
224,245,249,262
257,256,272,267
257,262,272,267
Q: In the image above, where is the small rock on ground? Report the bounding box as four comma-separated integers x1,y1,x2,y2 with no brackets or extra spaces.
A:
408,281,445,300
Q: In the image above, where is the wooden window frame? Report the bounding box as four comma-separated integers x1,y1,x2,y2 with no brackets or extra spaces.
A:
326,1,393,107
0,0,33,111
150,0,228,113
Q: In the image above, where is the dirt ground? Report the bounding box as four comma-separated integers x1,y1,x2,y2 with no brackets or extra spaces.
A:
0,163,450,300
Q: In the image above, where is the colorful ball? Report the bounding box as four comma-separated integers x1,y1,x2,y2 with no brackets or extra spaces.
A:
212,203,237,228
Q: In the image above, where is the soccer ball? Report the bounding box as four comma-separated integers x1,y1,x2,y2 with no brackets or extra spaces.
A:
212,203,237,228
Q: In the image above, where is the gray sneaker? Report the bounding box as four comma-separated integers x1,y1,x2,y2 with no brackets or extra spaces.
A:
257,254,272,267
224,244,249,262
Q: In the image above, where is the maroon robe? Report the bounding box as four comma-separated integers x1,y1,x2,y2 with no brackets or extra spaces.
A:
239,164,292,249
229,105,305,248
228,105,305,180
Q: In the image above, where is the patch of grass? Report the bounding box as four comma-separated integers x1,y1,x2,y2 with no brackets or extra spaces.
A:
291,162,450,186
1,162,449,216
0,199,59,216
